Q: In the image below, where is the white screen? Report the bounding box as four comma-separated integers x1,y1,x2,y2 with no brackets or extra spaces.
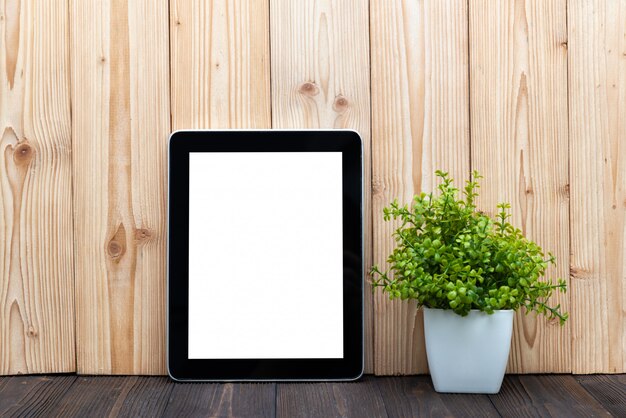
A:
188,152,343,359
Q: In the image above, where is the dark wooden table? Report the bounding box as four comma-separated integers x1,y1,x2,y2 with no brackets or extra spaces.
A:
0,374,623,417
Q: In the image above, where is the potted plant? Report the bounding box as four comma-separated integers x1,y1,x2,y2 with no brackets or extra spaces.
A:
371,171,567,394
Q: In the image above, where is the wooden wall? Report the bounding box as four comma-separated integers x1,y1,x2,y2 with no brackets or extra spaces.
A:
0,0,624,375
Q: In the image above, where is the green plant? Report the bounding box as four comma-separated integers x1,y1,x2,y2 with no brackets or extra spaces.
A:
371,170,568,324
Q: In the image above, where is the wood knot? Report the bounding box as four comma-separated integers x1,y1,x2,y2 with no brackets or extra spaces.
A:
298,82,319,97
561,183,570,198
99,56,106,63
333,95,349,113
13,143,34,165
570,266,593,281
547,317,560,326
525,186,533,195
107,240,124,258
135,228,153,242
27,326,38,337
107,223,127,261
371,177,385,197
560,41,568,49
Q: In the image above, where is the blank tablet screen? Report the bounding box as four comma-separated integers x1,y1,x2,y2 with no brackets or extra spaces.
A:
188,152,343,359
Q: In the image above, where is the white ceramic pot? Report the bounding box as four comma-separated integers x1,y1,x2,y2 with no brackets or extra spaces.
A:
423,307,514,394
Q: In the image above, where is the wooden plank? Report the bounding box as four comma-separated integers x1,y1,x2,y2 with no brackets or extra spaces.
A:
47,376,127,416
469,0,570,373
370,0,470,375
489,375,611,417
71,0,170,374
108,377,174,417
162,383,275,417
569,0,626,374
170,0,270,129
0,375,623,417
375,376,499,417
269,0,373,372
0,375,76,416
577,375,626,418
0,0,75,374
277,376,387,418
169,0,272,370
46,376,171,417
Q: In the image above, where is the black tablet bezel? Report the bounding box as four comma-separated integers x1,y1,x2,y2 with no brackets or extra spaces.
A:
168,130,363,381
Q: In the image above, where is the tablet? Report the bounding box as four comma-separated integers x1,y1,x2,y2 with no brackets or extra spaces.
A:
168,130,363,381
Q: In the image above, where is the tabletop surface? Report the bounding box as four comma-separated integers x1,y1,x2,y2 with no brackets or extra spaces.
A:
1,374,624,417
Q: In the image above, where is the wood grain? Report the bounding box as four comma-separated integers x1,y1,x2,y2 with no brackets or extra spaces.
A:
269,0,373,372
0,0,624,378
469,0,571,373
489,375,611,418
577,375,626,418
170,0,270,129
106,377,174,418
277,377,387,418
0,0,75,374
375,376,500,417
71,0,170,374
569,0,626,374
0,375,76,416
370,0,470,375
46,376,170,417
162,383,276,418
0,375,624,416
